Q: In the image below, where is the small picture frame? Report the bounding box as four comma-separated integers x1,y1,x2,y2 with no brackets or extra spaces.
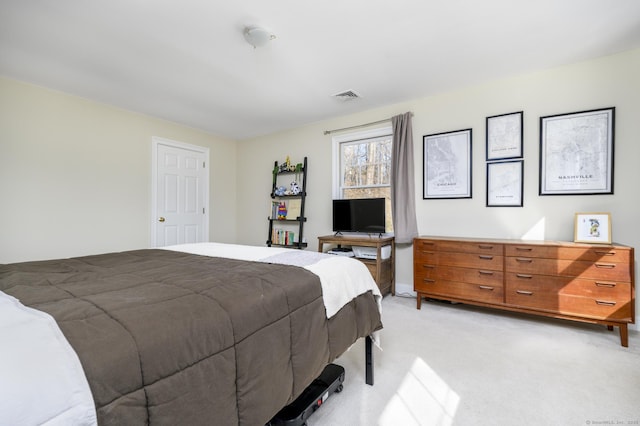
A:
423,129,472,199
486,111,523,161
574,212,611,244
486,160,523,207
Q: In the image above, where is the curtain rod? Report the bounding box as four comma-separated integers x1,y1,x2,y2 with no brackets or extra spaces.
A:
323,118,391,135
323,112,413,135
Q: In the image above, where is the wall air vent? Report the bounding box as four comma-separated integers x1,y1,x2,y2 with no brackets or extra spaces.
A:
331,90,362,101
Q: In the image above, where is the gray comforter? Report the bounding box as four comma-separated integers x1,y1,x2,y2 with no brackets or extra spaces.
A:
0,249,382,425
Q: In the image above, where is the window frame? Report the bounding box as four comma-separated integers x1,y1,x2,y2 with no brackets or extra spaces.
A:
331,125,393,199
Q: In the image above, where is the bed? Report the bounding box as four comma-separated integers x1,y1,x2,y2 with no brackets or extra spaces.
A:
0,243,383,426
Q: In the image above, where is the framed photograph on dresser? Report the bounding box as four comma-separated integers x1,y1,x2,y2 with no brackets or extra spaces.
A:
574,212,612,244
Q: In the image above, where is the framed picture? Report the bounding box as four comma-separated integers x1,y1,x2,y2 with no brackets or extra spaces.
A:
574,212,612,244
486,160,523,207
486,111,523,161
539,107,615,195
423,129,472,199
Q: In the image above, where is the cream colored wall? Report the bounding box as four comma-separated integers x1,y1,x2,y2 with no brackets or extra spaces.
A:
237,48,640,329
1,49,637,326
0,77,237,263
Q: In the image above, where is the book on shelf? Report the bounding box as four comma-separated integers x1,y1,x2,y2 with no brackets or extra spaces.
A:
271,228,297,245
270,201,279,219
286,199,301,220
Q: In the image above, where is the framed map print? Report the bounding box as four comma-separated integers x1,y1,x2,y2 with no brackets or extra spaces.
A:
539,107,614,195
423,129,472,199
486,160,523,207
486,111,523,161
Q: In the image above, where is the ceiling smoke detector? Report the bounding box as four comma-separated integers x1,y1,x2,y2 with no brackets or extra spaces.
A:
331,90,362,101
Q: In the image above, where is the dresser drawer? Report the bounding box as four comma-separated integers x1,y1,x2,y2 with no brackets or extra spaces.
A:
413,248,436,264
439,252,503,270
438,266,503,286
415,239,438,248
414,251,503,270
438,240,503,256
505,288,632,321
505,257,631,281
414,262,438,279
505,273,631,299
415,264,503,287
415,279,503,304
505,244,631,263
414,239,503,258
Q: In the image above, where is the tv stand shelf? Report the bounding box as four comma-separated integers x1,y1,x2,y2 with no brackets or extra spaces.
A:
318,235,395,296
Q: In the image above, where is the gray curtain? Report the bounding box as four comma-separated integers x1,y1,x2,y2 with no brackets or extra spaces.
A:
391,112,419,244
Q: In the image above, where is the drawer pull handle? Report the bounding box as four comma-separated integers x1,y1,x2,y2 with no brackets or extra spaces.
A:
595,300,616,307
478,270,494,275
595,263,616,269
479,255,494,260
516,274,533,279
422,264,435,269
422,278,435,283
594,251,615,256
515,247,533,252
595,281,616,288
478,245,494,250
478,285,494,291
516,290,533,296
516,258,533,263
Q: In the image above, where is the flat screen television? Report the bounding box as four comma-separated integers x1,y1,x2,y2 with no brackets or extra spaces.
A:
332,198,386,234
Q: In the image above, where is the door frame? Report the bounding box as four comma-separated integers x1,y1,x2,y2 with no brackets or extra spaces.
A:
151,136,210,247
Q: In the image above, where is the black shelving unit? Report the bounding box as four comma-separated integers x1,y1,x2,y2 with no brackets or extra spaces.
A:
267,157,307,249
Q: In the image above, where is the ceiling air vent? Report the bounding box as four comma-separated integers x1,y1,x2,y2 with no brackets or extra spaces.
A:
331,90,362,101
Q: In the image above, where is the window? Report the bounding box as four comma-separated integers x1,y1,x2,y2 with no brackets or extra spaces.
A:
332,126,393,231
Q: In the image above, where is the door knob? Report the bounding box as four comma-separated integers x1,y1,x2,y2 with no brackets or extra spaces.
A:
158,217,166,222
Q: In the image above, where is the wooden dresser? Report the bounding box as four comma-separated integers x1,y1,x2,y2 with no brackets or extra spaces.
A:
414,236,635,346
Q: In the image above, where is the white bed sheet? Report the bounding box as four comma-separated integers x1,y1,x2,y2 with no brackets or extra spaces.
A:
0,292,97,426
162,242,383,318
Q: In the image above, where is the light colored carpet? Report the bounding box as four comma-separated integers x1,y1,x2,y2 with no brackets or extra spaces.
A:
310,295,640,426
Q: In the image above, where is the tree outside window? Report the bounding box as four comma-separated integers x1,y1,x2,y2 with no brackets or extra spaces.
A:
338,134,393,231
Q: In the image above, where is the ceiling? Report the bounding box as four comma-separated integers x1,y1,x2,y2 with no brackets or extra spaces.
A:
2,1,640,141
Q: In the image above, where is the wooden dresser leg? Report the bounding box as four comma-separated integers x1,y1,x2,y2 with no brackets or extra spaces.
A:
620,324,629,347
607,325,613,331
416,293,422,310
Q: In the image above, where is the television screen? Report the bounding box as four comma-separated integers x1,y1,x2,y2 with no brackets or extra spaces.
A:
332,198,386,234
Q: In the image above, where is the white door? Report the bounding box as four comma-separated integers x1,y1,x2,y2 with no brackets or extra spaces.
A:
151,137,209,247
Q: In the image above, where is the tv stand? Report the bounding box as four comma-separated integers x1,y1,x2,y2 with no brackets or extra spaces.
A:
318,234,395,296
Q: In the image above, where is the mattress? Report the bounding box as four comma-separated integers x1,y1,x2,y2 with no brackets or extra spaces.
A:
0,243,383,425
